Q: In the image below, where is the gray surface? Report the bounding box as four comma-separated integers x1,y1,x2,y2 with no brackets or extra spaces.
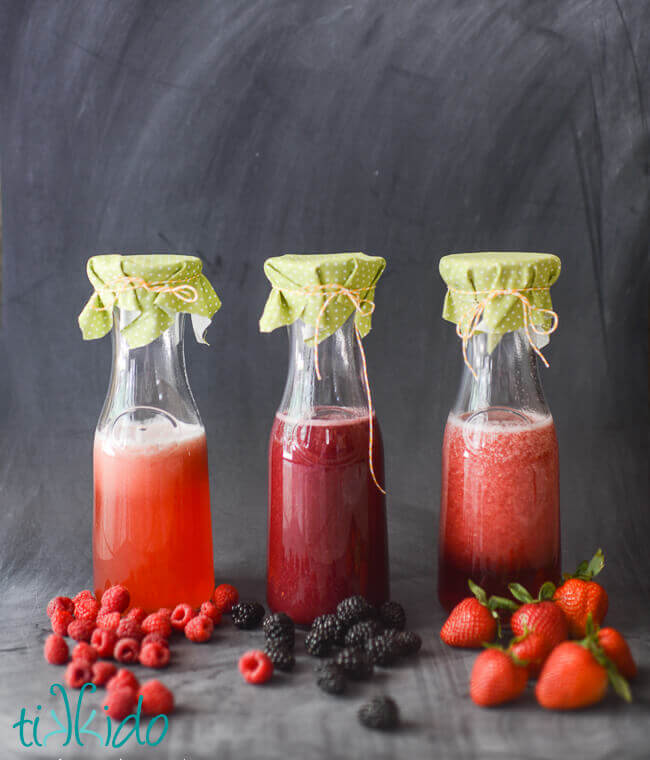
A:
0,0,648,757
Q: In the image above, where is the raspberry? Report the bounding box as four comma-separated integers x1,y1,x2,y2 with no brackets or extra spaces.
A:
73,590,95,605
184,614,214,643
200,601,222,623
65,660,92,689
126,607,147,624
214,583,239,613
141,613,172,639
44,634,69,665
114,638,140,663
139,642,171,668
99,585,130,614
102,687,137,720
142,633,169,649
107,668,140,693
238,650,274,684
116,618,144,641
232,601,265,630
67,618,95,642
91,628,118,658
46,596,74,618
51,608,74,635
74,597,100,622
139,680,174,715
96,611,120,632
72,642,98,664
157,608,172,620
171,603,195,631
91,661,117,687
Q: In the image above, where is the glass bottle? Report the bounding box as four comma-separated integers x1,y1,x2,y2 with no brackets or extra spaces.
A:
93,309,214,611
438,328,560,611
267,315,389,625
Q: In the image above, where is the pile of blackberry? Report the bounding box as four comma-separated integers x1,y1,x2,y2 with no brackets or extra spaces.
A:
303,595,420,730
262,612,295,672
232,601,265,630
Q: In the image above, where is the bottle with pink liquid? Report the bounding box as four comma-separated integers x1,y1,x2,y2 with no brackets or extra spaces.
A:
437,252,562,611
267,316,390,625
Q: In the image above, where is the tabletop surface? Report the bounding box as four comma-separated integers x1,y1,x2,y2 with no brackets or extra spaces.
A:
1,504,648,760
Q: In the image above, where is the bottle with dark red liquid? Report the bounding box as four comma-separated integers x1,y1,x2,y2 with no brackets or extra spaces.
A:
437,252,562,611
267,315,389,625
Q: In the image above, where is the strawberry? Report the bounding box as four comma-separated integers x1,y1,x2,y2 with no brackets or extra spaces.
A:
470,648,528,707
441,580,516,648
536,618,631,710
508,582,568,675
597,627,637,680
552,549,608,637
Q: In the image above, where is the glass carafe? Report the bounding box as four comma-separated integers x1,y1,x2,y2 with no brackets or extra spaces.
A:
93,309,214,610
267,316,389,624
438,328,560,611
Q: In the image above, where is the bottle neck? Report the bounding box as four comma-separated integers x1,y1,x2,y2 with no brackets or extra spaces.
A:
278,316,369,420
97,310,202,438
452,328,551,420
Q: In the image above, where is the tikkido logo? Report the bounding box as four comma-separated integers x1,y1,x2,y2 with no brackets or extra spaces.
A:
12,683,169,749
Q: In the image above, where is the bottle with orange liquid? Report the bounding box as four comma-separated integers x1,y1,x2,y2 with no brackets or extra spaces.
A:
79,254,221,611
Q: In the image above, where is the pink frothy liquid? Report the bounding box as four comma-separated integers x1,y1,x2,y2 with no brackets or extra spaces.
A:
94,420,215,611
268,408,389,625
438,409,560,611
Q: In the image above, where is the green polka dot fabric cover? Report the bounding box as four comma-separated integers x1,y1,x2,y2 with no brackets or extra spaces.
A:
259,252,386,343
78,254,221,349
439,252,561,343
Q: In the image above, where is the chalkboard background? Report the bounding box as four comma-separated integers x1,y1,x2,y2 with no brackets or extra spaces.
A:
0,2,648,757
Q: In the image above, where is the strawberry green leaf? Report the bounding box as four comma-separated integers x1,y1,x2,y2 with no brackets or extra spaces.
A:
585,548,605,580
508,583,534,604
538,581,556,600
608,666,632,703
468,579,488,606
488,596,518,612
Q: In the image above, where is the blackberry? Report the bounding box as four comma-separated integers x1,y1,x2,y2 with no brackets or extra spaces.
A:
393,630,422,656
316,663,347,695
264,641,295,672
358,696,400,730
311,614,346,645
262,613,295,649
305,629,332,657
344,620,382,648
334,647,374,680
336,595,376,626
231,601,265,630
365,633,399,667
379,601,406,631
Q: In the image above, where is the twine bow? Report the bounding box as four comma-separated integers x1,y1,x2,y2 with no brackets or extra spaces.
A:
450,286,559,380
92,275,199,310
279,283,386,494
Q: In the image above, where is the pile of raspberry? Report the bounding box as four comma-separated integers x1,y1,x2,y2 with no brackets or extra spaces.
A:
43,582,240,719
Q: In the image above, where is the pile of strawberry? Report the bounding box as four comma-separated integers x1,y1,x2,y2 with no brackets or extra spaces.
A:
440,550,637,709
43,582,240,719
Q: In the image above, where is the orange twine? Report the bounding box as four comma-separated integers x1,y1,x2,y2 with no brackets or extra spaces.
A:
91,275,199,309
279,284,386,494
448,286,559,380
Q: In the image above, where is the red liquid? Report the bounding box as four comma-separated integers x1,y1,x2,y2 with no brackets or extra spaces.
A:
267,409,389,624
438,411,560,611
93,421,215,611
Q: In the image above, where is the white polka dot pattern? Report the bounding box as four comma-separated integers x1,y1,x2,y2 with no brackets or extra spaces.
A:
259,252,386,344
78,254,221,348
439,251,561,336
